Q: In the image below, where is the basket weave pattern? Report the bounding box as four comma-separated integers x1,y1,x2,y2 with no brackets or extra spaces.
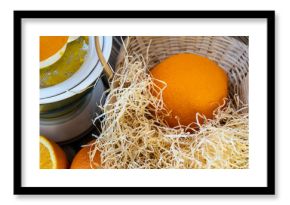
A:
116,36,249,104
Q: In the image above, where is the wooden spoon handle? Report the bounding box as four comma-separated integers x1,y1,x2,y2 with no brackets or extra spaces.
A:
95,36,114,80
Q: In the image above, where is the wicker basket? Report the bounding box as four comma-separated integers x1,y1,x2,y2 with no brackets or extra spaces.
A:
115,36,249,104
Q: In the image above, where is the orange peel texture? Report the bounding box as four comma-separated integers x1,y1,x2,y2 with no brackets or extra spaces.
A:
150,53,228,127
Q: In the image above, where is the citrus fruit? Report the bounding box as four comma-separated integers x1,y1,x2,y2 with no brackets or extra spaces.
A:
39,135,68,169
150,53,228,127
40,36,69,61
70,142,101,169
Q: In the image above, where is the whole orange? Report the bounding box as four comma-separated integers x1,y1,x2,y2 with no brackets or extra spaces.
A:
70,142,101,169
150,53,228,127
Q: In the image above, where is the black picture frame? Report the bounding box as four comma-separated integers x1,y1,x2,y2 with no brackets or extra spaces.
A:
14,10,275,195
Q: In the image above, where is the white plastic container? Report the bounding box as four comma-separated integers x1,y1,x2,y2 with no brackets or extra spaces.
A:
40,36,112,143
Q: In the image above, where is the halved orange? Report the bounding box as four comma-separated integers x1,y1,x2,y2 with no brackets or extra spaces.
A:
40,36,69,69
40,36,69,61
40,135,68,169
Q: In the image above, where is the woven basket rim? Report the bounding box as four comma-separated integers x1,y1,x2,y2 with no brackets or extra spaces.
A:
115,36,249,104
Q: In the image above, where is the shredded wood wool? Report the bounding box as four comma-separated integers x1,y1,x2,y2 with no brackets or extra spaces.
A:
90,53,249,169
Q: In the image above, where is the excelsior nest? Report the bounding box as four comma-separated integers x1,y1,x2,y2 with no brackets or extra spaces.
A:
90,53,249,169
